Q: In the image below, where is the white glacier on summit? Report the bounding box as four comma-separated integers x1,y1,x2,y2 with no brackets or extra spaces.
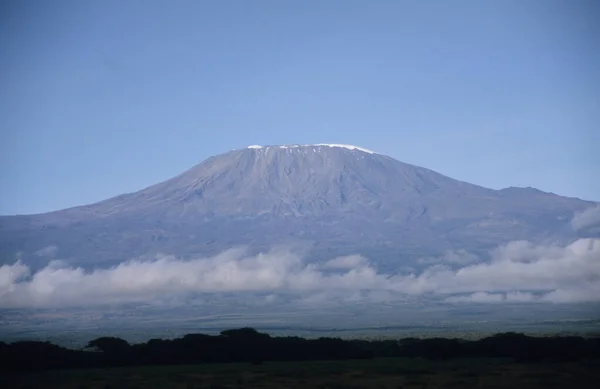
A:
247,144,376,154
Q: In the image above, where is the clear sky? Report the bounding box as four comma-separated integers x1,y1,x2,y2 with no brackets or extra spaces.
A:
1,0,599,215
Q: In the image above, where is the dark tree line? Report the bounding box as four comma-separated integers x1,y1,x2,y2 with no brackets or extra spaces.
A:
1,328,599,372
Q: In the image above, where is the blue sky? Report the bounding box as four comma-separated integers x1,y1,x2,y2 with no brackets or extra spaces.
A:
1,0,599,215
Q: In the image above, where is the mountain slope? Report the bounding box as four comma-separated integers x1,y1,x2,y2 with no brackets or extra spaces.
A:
0,144,596,267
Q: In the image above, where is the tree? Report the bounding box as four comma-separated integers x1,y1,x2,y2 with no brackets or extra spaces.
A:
219,327,270,341
86,337,131,354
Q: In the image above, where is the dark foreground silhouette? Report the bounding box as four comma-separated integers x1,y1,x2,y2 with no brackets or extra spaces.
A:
1,328,599,372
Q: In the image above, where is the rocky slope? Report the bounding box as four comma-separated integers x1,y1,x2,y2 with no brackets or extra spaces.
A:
0,144,596,267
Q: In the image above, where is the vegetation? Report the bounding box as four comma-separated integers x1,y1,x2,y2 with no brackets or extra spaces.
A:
3,356,600,388
1,328,599,374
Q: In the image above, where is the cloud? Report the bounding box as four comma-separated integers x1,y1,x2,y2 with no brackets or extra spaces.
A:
1,239,599,309
572,206,600,230
390,238,599,299
444,291,540,303
0,261,30,292
0,248,382,308
322,254,369,269
418,249,479,265
34,245,58,257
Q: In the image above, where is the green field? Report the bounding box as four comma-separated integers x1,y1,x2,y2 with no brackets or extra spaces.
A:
5,358,599,389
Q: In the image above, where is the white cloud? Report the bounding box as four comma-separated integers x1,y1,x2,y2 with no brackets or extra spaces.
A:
1,239,599,308
0,261,30,296
0,247,383,308
418,249,479,265
444,291,540,303
389,238,600,297
322,254,369,269
571,206,600,230
34,245,58,257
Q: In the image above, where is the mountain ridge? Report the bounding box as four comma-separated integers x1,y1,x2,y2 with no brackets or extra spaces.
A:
0,145,597,267
2,144,592,218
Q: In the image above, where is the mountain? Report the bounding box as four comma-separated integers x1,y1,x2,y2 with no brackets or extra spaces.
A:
0,144,597,268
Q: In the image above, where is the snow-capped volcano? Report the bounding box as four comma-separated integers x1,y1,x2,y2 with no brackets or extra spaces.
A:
0,144,596,266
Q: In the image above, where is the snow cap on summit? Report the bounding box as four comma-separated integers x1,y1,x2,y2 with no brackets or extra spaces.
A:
246,144,376,154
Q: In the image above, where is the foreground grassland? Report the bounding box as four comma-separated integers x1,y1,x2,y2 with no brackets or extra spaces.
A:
5,357,599,389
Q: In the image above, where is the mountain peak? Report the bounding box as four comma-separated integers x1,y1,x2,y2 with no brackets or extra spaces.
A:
245,144,377,154
1,143,595,267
